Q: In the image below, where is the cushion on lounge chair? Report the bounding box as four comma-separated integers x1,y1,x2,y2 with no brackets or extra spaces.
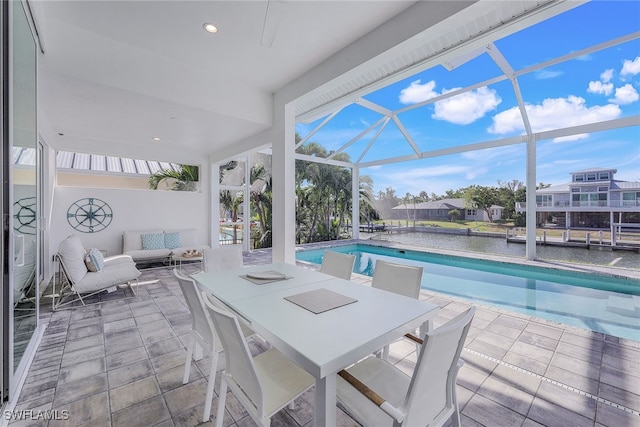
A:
58,234,88,283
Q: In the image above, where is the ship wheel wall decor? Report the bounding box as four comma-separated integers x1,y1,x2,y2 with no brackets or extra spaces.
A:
67,198,113,233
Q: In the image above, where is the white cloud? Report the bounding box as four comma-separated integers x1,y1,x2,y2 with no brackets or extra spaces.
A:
385,165,468,181
552,133,589,143
610,83,640,105
600,68,614,82
488,96,622,137
465,166,488,180
587,80,614,96
535,69,563,80
621,56,640,76
398,79,437,104
432,87,501,125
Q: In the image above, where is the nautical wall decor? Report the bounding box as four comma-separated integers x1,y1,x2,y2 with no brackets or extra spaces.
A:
67,198,113,233
14,196,37,235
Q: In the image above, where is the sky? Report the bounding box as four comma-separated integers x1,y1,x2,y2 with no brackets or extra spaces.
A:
295,1,640,198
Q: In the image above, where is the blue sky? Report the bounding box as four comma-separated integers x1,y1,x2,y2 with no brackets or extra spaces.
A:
296,1,640,197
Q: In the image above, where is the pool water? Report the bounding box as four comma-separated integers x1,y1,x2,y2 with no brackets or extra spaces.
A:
296,244,640,341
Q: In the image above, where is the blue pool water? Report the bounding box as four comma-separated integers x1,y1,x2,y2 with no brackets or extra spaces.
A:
296,244,640,341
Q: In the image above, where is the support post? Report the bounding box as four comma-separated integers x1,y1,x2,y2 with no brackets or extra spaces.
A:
525,135,537,260
211,162,221,248
272,102,296,264
352,166,360,240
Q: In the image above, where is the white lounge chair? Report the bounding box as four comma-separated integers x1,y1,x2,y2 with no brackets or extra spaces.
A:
53,234,140,310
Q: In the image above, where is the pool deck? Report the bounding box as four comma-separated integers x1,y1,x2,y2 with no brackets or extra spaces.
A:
9,245,639,426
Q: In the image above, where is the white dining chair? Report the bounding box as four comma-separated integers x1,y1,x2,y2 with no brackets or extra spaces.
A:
371,260,424,359
336,307,475,427
202,245,244,272
202,292,315,427
319,250,355,280
173,269,253,422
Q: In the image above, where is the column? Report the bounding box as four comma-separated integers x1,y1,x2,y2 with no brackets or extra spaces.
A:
272,102,296,264
352,166,359,240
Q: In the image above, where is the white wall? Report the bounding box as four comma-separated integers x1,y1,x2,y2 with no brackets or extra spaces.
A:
51,186,210,265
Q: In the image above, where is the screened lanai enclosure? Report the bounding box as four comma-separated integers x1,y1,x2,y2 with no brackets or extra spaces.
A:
217,1,639,261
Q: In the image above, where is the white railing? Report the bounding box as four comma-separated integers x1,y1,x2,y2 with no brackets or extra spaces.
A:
516,200,639,209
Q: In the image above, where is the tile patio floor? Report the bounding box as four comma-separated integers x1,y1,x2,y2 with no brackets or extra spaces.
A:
10,248,640,427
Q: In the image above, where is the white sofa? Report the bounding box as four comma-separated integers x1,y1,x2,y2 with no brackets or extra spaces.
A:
122,229,209,263
55,234,141,310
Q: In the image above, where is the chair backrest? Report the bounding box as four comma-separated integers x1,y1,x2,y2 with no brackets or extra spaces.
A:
57,234,88,284
402,307,475,426
371,260,423,299
203,245,244,273
173,269,216,350
201,292,263,413
319,250,355,280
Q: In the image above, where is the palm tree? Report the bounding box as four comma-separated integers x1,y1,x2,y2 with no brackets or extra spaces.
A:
220,190,243,244
249,164,272,248
148,164,199,191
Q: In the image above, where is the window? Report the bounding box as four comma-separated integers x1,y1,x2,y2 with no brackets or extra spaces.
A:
574,174,584,182
586,173,596,181
598,186,608,192
598,172,610,180
572,192,607,207
466,209,476,216
622,192,640,207
56,150,199,191
536,194,552,207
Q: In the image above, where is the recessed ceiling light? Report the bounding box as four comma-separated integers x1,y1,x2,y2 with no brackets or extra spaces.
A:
153,137,161,141
203,23,218,34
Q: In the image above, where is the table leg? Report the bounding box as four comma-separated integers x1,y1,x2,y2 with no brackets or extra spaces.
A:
313,374,336,427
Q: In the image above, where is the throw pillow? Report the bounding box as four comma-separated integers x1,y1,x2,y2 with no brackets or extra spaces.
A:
164,232,182,250
141,233,166,250
84,248,105,272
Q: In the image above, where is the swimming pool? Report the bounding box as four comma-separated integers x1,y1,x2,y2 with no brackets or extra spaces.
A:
296,244,640,341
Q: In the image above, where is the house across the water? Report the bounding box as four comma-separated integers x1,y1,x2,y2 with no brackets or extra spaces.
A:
392,198,504,222
516,168,640,228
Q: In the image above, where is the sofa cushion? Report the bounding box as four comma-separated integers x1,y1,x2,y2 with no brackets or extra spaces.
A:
166,229,198,248
164,232,182,249
85,248,105,272
141,233,166,250
58,234,88,284
122,229,163,252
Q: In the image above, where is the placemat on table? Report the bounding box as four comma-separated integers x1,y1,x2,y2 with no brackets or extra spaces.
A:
240,271,292,285
285,288,357,314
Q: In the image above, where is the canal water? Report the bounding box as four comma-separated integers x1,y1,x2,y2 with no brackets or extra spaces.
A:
371,232,640,270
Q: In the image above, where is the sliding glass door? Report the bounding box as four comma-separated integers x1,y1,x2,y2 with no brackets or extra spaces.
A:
2,0,38,406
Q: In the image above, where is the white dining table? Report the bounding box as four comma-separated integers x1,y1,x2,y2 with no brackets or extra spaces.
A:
192,262,439,426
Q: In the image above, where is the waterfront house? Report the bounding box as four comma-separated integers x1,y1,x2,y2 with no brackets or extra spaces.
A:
392,198,504,222
516,168,640,229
